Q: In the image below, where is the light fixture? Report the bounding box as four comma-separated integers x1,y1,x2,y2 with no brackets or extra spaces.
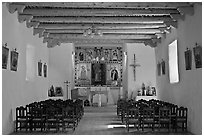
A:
83,25,102,38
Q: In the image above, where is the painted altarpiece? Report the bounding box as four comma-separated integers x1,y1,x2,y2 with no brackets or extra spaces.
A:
74,47,123,87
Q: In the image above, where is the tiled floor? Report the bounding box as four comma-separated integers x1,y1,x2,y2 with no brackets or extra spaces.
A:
12,105,192,135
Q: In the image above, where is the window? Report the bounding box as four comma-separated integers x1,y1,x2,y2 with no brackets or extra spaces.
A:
168,40,179,83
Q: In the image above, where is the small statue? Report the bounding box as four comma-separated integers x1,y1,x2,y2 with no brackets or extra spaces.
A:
50,85,55,97
141,83,145,96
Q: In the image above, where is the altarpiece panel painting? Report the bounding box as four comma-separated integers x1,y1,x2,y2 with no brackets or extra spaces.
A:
74,46,123,87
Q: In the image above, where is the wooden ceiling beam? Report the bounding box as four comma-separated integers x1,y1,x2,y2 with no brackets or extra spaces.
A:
22,7,179,16
12,2,193,8
170,13,185,21
48,33,157,40
43,28,164,34
47,39,61,48
26,21,39,28
38,22,167,29
152,38,162,43
7,3,25,14
156,33,166,39
144,40,157,47
33,28,45,36
43,37,154,45
18,14,32,23
30,16,173,23
164,21,178,28
36,16,172,23
178,6,194,16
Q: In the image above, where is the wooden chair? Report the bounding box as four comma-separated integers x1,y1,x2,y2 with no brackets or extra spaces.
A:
16,106,30,132
125,108,140,132
121,102,128,124
170,104,178,131
175,107,188,132
30,107,46,132
45,106,60,132
158,107,171,132
142,108,155,132
62,106,77,132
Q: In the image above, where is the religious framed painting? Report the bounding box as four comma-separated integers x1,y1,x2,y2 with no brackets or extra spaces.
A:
10,50,19,71
157,62,161,76
43,63,47,77
78,49,85,61
184,48,192,70
86,49,94,61
111,49,118,61
161,60,165,75
193,45,202,69
2,46,9,69
38,61,42,76
55,87,63,96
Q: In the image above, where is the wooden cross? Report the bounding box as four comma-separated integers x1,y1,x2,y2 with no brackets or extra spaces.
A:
129,54,140,81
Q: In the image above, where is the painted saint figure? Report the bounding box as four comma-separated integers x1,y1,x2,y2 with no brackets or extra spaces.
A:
112,49,118,61
79,52,84,61
111,67,118,81
93,63,101,82
80,66,87,80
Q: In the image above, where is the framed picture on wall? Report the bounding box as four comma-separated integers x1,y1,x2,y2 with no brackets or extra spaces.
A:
184,49,192,70
193,45,202,68
43,63,47,77
38,61,42,76
10,50,19,71
2,46,9,69
157,62,161,76
55,87,63,96
161,60,165,75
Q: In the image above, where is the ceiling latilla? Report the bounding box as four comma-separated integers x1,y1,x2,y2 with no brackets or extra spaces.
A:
6,2,196,48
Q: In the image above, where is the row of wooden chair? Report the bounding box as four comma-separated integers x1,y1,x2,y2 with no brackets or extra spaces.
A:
117,99,188,133
16,99,84,133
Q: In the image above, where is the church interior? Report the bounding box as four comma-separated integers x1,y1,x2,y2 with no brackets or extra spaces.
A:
2,2,202,135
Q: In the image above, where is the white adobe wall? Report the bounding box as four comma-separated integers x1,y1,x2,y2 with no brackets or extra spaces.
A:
48,43,75,99
126,43,156,99
2,4,49,134
155,3,202,134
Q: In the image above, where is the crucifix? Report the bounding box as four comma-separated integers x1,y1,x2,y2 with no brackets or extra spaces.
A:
129,54,141,81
